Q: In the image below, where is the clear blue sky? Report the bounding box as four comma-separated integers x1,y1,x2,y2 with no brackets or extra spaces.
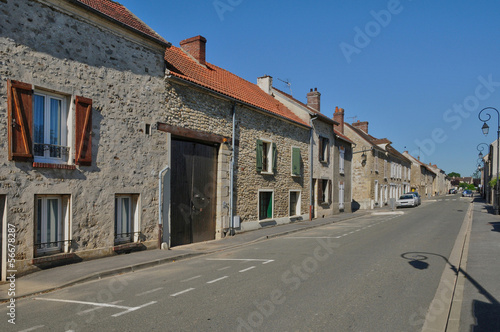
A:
119,0,500,177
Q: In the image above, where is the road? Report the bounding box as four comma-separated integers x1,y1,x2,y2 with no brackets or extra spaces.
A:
2,195,470,331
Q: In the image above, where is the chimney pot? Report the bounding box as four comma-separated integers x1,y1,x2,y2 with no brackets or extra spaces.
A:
180,35,207,65
352,120,369,134
307,88,321,112
333,106,345,134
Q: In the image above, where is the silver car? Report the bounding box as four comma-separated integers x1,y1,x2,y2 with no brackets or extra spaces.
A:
397,194,418,208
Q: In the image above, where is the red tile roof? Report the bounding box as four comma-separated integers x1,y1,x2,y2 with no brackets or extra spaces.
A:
74,0,168,45
164,45,309,127
334,130,354,145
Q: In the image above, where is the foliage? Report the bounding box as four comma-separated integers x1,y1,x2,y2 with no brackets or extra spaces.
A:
490,178,497,188
448,172,461,178
459,183,476,190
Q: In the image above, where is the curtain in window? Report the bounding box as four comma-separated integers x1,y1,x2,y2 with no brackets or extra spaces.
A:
49,98,61,158
34,95,45,156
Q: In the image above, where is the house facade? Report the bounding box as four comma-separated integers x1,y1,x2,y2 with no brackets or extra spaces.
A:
259,78,352,218
0,0,170,277
163,38,311,241
403,152,436,197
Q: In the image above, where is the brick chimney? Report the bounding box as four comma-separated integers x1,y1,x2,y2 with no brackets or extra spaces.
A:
352,120,369,134
257,75,273,95
307,88,321,112
333,106,345,134
180,35,206,65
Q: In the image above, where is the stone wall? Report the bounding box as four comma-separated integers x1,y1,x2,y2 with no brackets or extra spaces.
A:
0,0,168,276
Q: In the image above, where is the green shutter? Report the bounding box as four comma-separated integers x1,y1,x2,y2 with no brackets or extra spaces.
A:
292,147,301,176
267,192,273,218
256,139,263,172
272,142,277,173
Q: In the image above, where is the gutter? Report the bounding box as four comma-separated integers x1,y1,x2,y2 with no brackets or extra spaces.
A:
158,165,170,249
229,103,236,235
309,115,319,220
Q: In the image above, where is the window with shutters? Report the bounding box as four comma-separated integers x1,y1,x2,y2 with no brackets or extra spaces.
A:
339,146,345,174
35,194,71,257
256,139,276,174
319,136,329,163
289,191,301,216
258,190,273,220
291,146,301,177
7,80,92,166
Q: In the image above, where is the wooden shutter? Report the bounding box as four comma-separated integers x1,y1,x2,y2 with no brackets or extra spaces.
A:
318,137,323,162
317,179,323,204
272,142,277,173
256,139,263,172
328,180,333,204
75,96,92,166
326,138,330,163
292,147,301,176
7,80,33,161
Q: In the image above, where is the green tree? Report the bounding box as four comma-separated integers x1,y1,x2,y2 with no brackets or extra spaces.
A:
448,172,461,178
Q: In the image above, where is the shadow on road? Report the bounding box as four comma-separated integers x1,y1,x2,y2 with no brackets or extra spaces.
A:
401,252,500,331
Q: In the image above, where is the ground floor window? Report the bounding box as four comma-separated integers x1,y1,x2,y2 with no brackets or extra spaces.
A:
259,191,273,220
289,191,301,216
114,194,140,244
317,179,332,205
339,182,345,210
35,195,70,256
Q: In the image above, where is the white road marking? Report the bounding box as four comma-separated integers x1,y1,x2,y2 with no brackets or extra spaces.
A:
78,300,124,315
239,266,256,273
207,258,274,264
19,326,45,332
207,276,228,284
170,288,195,297
284,236,341,239
34,298,156,317
217,266,231,271
135,287,163,296
181,275,202,282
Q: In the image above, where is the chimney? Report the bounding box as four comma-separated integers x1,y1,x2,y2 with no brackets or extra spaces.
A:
333,106,345,134
307,88,321,112
352,120,369,134
180,35,207,65
257,75,273,95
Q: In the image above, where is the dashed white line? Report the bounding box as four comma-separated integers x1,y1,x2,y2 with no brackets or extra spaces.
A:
181,275,202,282
19,326,45,332
217,266,231,271
239,266,256,273
207,258,274,264
111,301,156,317
170,288,195,297
207,276,228,284
135,287,163,296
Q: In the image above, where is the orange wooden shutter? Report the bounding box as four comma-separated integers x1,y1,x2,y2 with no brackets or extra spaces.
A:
75,96,92,166
7,80,33,161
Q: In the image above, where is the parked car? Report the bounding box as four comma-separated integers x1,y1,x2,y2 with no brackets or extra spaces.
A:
397,194,418,208
449,189,457,194
407,192,421,205
462,190,473,197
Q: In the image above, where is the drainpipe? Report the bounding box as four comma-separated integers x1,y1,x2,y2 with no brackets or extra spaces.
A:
229,103,236,235
158,165,170,249
309,115,318,220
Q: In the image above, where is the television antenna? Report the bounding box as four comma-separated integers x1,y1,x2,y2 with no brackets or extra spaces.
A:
277,78,292,96
347,116,358,122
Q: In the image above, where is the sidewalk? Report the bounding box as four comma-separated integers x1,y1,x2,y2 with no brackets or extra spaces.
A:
457,198,500,331
1,208,387,302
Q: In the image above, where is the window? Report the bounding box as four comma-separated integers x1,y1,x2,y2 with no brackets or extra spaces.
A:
339,147,345,174
339,182,345,210
35,195,70,256
115,195,140,244
291,147,301,177
289,191,301,216
319,137,329,163
7,80,92,165
256,139,276,174
374,151,379,172
318,179,332,205
384,160,388,179
34,91,68,163
258,191,273,220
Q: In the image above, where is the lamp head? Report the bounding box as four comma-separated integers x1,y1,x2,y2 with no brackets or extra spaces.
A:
482,122,490,136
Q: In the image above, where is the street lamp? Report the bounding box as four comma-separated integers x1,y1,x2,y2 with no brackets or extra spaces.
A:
478,107,500,214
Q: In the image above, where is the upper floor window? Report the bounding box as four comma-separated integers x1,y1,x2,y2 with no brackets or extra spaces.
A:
291,147,301,177
374,151,379,172
339,146,345,174
256,139,276,174
7,80,92,166
319,136,329,163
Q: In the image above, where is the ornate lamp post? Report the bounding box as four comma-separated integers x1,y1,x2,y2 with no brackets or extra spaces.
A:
478,107,500,214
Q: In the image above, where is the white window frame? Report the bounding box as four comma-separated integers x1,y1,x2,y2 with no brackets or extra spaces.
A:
374,180,379,204
374,151,379,172
339,182,345,210
114,194,140,244
261,139,273,174
35,195,70,256
289,190,301,217
384,160,388,179
258,190,274,220
33,90,70,164
339,147,345,174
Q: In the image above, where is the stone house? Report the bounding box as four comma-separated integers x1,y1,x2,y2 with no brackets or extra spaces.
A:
427,164,449,196
403,152,436,197
344,120,411,209
163,36,311,241
0,0,171,278
257,78,352,218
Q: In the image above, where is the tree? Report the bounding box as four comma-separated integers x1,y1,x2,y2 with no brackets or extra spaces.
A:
448,172,461,178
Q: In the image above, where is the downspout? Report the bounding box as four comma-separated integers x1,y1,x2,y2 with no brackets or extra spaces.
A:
309,115,318,220
229,103,236,235
158,165,170,249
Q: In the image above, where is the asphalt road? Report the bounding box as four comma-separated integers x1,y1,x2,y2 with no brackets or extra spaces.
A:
2,195,470,332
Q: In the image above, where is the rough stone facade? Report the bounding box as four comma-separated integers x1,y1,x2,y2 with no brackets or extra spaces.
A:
0,0,169,277
333,137,352,213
